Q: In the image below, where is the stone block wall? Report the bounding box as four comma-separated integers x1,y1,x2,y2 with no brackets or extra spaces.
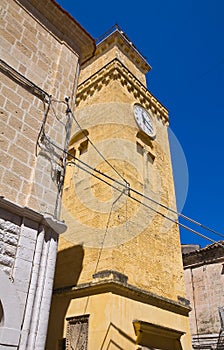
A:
0,198,61,350
0,1,95,348
183,243,224,349
0,0,85,218
0,214,21,277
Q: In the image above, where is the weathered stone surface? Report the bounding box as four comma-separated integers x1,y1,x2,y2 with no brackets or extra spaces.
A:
48,28,192,350
1,1,94,349
1,0,94,217
183,242,224,349
0,217,20,274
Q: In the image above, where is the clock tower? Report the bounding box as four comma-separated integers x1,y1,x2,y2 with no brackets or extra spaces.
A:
47,26,192,350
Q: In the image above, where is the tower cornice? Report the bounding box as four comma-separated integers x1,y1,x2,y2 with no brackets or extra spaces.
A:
94,27,151,75
76,58,169,124
53,278,190,316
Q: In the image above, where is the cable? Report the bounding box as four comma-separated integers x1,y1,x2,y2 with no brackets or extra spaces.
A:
68,105,129,186
51,103,66,127
35,96,52,156
41,98,223,240
42,132,224,247
36,97,72,219
0,59,49,101
71,161,224,248
49,97,129,186
68,154,224,241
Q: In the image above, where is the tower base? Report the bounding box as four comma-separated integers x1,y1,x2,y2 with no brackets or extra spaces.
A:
47,270,193,350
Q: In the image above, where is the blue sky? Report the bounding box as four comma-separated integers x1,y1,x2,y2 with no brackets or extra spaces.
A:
57,0,224,248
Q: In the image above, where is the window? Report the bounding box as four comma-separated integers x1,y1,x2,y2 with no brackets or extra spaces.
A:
69,130,89,159
136,131,155,162
79,140,88,157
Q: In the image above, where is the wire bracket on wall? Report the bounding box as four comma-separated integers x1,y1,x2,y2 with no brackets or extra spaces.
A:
0,59,48,101
34,96,73,218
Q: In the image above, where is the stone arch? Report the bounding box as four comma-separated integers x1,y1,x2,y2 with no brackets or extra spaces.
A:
0,269,22,348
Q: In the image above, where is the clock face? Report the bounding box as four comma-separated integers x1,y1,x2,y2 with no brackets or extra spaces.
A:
134,104,156,138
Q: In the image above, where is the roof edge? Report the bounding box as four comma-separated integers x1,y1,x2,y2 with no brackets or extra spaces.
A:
16,0,96,63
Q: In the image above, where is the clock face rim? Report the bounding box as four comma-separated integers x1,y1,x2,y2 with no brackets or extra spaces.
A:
133,104,156,139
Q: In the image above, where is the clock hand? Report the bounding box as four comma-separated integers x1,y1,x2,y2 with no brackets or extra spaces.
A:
145,120,153,131
141,111,146,124
142,112,153,131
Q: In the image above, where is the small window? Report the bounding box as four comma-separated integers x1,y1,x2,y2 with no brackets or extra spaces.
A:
147,153,154,164
67,147,76,161
137,142,144,156
68,130,89,161
136,131,153,148
79,140,88,156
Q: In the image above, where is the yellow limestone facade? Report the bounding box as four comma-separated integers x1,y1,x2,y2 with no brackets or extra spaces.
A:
47,28,192,350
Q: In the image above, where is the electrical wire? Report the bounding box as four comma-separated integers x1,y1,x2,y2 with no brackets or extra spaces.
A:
0,59,49,101
36,97,72,219
49,97,129,186
69,107,129,187
51,103,67,127
59,99,224,240
68,154,224,241
35,96,52,156
38,99,224,247
70,160,224,248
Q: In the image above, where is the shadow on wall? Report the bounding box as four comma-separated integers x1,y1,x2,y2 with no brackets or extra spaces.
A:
100,322,136,350
46,244,84,350
101,322,183,350
53,244,84,289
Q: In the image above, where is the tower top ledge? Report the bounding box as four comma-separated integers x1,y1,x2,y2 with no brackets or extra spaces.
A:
83,25,151,75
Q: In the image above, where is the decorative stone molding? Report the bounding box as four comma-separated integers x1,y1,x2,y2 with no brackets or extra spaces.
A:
76,58,169,125
66,315,89,350
43,214,67,235
54,278,191,316
133,320,185,349
92,270,128,284
0,197,67,234
95,27,151,74
0,216,20,276
0,196,66,350
182,241,224,268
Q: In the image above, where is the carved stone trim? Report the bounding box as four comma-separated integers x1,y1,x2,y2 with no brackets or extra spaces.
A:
183,241,224,268
76,58,169,125
95,28,151,74
66,314,90,350
0,197,66,234
54,279,191,316
133,320,185,349
92,269,128,284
